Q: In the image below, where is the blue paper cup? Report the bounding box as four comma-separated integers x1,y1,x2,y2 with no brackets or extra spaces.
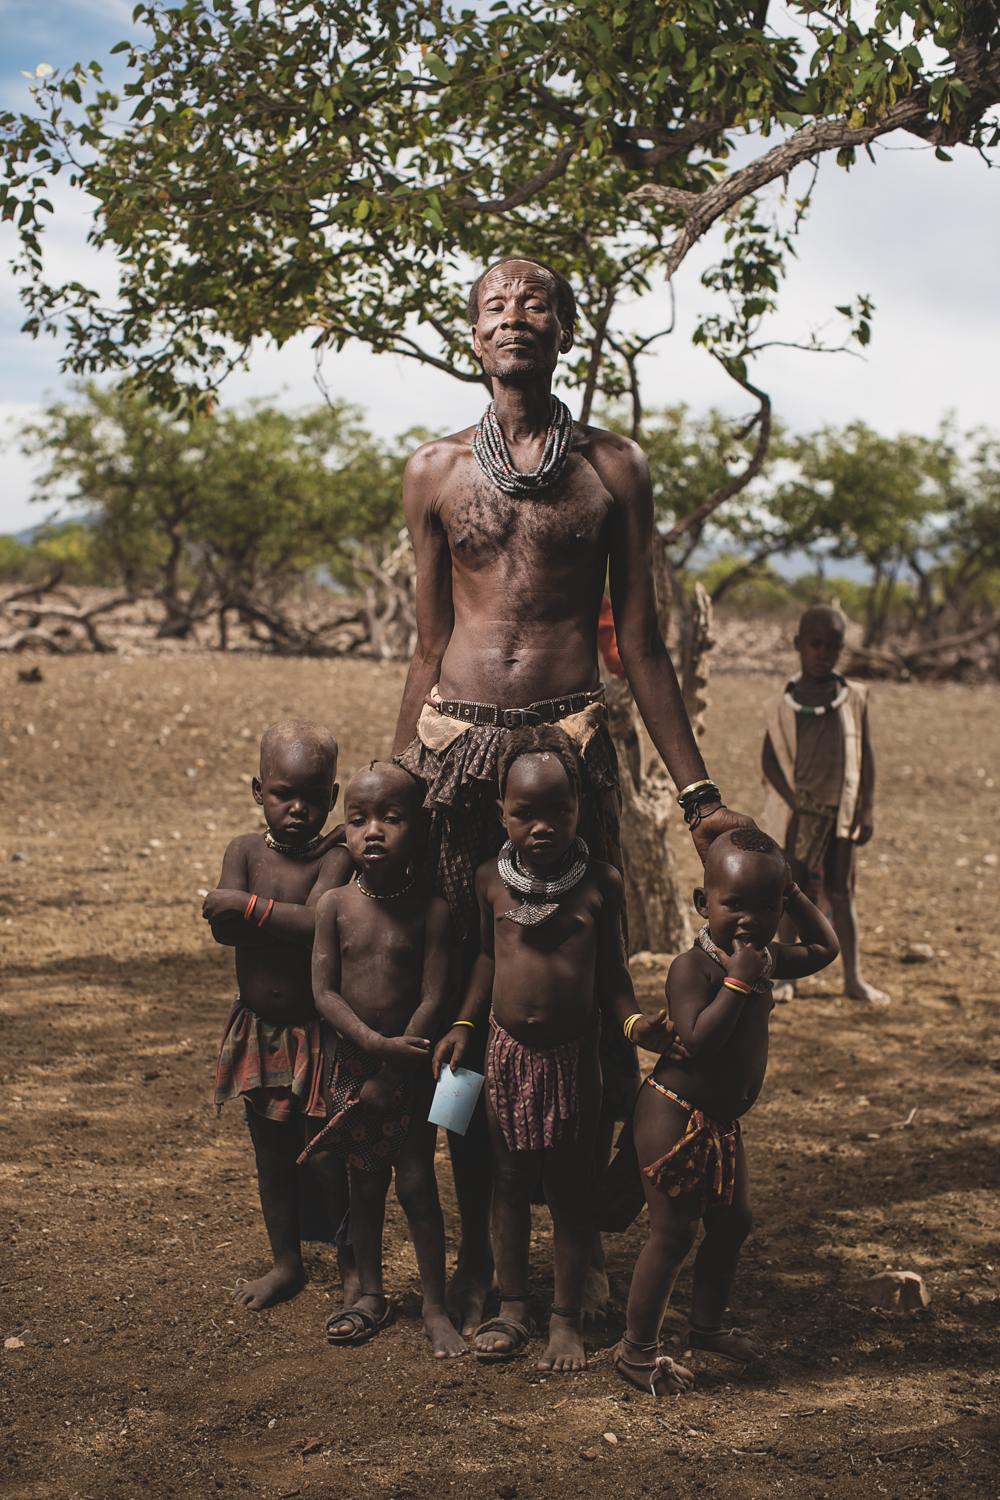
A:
427,1066,485,1136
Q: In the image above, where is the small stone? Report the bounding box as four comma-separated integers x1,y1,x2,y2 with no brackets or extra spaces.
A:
268,1418,277,1429
902,943,934,964
603,1432,618,1444
863,1271,930,1310
143,1070,160,1082
960,1291,981,1307
580,1450,599,1461
496,1485,518,1499
5,1337,25,1350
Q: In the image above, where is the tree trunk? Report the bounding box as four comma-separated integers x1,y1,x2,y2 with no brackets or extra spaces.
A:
680,580,714,737
604,676,692,956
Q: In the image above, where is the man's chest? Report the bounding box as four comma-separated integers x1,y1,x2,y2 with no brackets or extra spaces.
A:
438,460,613,570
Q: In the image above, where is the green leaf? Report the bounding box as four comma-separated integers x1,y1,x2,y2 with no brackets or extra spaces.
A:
584,15,612,48
424,54,452,84
934,146,953,162
776,112,803,127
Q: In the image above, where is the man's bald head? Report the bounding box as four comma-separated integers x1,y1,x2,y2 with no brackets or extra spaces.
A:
468,257,576,334
704,826,787,893
259,719,338,780
797,604,846,639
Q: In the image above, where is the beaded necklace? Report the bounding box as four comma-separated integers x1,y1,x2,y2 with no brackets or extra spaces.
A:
696,924,774,993
264,828,326,859
355,873,415,901
472,397,575,497
783,673,848,717
498,836,589,926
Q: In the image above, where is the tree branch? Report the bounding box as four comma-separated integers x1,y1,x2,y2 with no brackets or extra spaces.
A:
453,142,577,213
660,366,772,546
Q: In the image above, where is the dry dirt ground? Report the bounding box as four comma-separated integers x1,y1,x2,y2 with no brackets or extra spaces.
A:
1,653,998,1500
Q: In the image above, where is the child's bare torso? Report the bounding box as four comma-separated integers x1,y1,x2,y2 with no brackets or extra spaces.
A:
233,835,350,1025
483,861,609,1049
655,947,776,1120
328,886,431,1038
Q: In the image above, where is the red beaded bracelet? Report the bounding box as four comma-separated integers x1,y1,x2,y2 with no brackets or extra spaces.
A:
257,898,274,928
244,894,258,922
723,977,751,995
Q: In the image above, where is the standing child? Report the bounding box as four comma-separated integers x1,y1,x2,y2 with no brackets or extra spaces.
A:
204,719,355,1311
761,604,888,1005
603,828,839,1396
302,762,466,1358
434,725,678,1374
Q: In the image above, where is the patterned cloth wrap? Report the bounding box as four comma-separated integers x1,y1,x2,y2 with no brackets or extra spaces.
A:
642,1078,741,1217
792,787,839,874
487,1014,591,1153
214,997,326,1123
592,1078,740,1231
398,688,637,1118
297,1033,414,1174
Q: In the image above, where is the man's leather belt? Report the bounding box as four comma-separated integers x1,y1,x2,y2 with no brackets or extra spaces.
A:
434,686,605,729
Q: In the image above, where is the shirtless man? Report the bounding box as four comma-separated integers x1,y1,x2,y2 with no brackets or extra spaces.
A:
394,256,750,1333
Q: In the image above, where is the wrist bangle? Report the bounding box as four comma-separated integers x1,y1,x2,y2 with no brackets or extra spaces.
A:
623,1012,644,1041
452,1020,476,1030
786,882,801,899
244,894,258,921
257,898,274,927
676,778,716,804
723,977,751,995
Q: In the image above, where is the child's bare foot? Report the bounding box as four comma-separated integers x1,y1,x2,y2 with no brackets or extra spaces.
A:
846,979,890,1007
423,1306,468,1359
537,1309,586,1373
614,1338,695,1396
684,1324,764,1364
233,1261,305,1311
447,1250,495,1336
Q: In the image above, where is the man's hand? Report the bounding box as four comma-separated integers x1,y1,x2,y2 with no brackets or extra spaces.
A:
689,805,758,865
377,1035,432,1071
201,889,247,922
432,1026,472,1079
856,816,874,846
720,936,768,988
631,1009,689,1060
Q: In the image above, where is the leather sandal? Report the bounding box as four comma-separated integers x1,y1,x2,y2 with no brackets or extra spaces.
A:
473,1314,535,1363
683,1324,763,1363
325,1295,394,1346
613,1336,695,1396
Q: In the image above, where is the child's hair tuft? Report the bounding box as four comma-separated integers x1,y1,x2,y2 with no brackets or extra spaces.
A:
729,827,783,858
497,725,582,802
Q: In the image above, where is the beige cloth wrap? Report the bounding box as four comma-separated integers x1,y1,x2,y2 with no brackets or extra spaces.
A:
416,686,607,757
761,674,868,848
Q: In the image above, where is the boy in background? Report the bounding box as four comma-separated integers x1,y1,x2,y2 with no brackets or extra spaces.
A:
761,605,888,1006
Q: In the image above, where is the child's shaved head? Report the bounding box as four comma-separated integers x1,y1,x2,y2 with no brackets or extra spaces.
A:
345,760,424,815
797,604,845,637
704,826,786,890
260,720,338,778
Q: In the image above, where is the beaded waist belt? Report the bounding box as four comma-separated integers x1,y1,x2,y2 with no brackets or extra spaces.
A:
433,685,605,730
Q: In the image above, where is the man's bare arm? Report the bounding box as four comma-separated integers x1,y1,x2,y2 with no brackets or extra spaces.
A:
392,443,457,755
597,433,753,859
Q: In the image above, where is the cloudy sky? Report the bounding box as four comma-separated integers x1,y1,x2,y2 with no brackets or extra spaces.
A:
2,0,998,533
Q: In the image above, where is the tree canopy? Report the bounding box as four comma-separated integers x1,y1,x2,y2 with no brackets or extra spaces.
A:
2,0,997,409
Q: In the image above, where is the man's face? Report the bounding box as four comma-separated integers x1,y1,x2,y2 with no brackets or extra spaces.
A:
471,263,572,384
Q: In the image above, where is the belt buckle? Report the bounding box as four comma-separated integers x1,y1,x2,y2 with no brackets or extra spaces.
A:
501,708,528,729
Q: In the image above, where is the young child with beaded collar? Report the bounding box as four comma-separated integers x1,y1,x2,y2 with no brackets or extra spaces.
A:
204,720,355,1313
434,724,686,1374
595,827,839,1395
762,604,888,1006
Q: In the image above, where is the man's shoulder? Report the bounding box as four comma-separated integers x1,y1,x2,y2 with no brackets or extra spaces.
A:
405,428,475,479
577,424,649,493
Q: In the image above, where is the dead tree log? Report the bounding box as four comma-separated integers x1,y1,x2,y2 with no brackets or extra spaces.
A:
680,580,715,737
605,676,692,956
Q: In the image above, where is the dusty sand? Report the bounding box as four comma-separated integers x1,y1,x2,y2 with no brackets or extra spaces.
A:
1,653,998,1499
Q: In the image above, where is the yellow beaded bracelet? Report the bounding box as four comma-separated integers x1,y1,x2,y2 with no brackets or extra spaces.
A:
452,1020,476,1029
623,1012,644,1041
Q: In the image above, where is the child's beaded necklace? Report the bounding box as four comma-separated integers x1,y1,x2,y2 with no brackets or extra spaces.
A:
264,828,326,859
498,836,589,926
696,925,775,994
783,671,848,717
